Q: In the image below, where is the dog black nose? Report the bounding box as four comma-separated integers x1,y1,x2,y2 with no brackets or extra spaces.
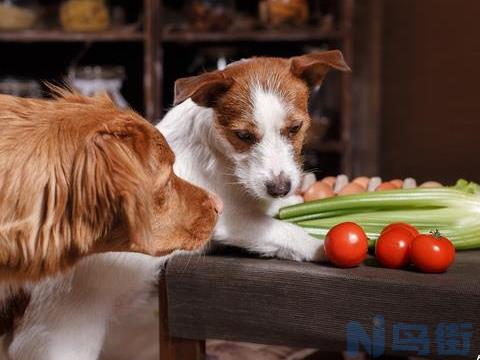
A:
266,175,291,198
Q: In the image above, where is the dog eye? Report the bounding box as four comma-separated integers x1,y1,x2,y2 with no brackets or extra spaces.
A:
234,130,256,144
288,123,302,136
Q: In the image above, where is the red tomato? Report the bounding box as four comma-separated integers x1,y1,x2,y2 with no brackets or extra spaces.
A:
375,228,415,269
324,222,368,268
410,232,455,273
381,222,419,238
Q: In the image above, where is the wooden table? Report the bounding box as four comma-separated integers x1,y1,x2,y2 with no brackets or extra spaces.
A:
159,250,480,359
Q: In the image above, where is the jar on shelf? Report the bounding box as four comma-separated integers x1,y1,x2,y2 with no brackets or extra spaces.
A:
67,65,128,108
184,0,235,32
60,0,110,32
0,0,39,30
0,77,42,98
258,0,309,28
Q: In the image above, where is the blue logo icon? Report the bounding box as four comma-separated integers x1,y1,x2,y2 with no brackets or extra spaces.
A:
346,316,473,357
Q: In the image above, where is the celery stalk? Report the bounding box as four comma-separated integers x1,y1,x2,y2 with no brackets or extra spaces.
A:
279,179,480,250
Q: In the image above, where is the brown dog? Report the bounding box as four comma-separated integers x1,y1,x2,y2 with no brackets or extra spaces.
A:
0,90,221,282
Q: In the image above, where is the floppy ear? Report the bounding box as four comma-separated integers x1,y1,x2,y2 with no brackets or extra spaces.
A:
72,120,154,254
174,71,234,107
290,50,351,88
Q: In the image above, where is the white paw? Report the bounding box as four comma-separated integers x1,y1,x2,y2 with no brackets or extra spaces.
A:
266,195,304,217
275,224,326,262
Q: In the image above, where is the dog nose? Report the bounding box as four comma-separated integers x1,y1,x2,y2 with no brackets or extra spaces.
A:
266,174,291,198
208,193,224,214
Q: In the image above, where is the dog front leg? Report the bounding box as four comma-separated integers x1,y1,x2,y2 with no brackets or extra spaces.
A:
8,302,109,360
8,276,112,360
216,214,325,262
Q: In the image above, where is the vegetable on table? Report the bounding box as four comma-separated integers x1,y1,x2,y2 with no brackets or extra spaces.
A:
279,179,480,250
381,222,419,238
375,226,416,269
410,230,455,273
324,222,368,268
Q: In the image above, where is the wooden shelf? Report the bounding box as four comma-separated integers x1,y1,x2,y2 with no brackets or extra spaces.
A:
0,30,145,43
162,29,343,43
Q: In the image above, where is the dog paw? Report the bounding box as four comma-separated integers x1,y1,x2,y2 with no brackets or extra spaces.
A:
301,236,326,262
265,195,304,217
274,225,326,262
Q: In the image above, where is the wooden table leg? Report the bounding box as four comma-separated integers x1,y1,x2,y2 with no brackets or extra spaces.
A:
159,269,206,360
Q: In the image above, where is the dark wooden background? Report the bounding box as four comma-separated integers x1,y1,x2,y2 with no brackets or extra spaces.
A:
380,0,480,184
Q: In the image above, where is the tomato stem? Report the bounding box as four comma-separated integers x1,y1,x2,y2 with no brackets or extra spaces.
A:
430,229,442,238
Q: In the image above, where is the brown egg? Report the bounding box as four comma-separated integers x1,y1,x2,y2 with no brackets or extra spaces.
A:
390,179,404,188
420,181,443,188
338,182,366,196
303,181,335,202
375,182,398,191
321,176,336,188
352,176,369,189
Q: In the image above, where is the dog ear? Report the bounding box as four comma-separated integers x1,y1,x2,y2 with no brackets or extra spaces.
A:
174,71,234,107
290,50,351,88
72,119,154,254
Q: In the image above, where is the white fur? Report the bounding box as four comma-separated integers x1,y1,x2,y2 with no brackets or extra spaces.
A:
157,98,323,261
245,87,301,199
4,87,324,359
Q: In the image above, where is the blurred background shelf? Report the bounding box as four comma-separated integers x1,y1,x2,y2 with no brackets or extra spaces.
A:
162,29,344,43
0,29,145,42
0,0,380,178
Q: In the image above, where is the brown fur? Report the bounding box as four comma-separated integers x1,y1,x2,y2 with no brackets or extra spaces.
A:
174,50,350,162
0,90,218,282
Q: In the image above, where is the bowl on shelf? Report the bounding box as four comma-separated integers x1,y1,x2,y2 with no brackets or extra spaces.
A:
0,0,40,31
59,0,110,32
184,0,235,31
67,65,128,108
0,77,43,98
258,0,309,29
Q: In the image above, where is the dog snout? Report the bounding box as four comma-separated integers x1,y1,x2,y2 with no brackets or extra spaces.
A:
208,193,224,214
265,173,291,198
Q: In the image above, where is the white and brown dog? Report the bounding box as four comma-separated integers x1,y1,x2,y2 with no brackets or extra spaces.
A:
159,50,350,261
4,51,349,360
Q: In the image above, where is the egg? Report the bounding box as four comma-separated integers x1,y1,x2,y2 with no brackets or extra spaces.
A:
300,173,317,194
303,181,335,202
368,177,382,192
375,182,398,191
334,174,349,193
352,176,369,189
420,181,443,188
321,176,336,188
390,179,403,188
338,182,366,196
402,177,417,189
